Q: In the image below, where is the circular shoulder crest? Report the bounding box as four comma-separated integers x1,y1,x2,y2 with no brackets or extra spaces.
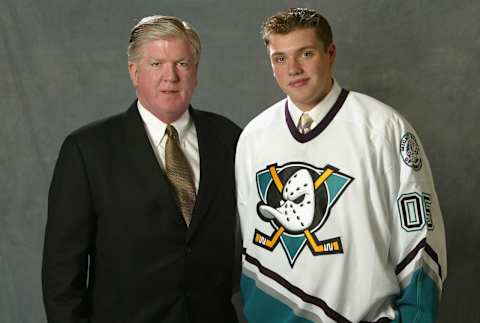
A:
400,132,422,171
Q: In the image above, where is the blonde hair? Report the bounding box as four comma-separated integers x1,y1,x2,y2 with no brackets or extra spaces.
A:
261,8,333,49
128,15,201,64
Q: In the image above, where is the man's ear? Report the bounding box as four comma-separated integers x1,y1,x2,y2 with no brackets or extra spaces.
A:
327,43,336,65
128,61,138,87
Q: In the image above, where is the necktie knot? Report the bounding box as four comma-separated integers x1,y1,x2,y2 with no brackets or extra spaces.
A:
166,125,179,142
297,113,313,134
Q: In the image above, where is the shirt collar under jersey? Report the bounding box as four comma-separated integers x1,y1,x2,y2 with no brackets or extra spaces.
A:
137,100,192,147
287,78,342,128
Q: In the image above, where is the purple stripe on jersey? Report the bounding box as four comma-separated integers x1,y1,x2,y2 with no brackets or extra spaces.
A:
425,242,442,278
243,250,351,323
285,89,349,143
395,238,443,279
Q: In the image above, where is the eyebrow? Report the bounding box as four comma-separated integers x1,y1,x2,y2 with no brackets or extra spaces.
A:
270,46,318,57
147,57,193,63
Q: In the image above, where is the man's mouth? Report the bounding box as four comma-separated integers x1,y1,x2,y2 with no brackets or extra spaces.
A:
289,78,309,88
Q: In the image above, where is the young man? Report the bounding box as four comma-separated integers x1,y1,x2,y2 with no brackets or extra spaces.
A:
236,8,446,323
42,15,240,323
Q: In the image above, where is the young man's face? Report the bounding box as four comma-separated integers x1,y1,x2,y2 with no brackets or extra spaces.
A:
128,37,198,123
267,28,336,111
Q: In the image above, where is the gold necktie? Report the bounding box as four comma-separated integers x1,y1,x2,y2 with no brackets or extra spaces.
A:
297,112,313,134
165,125,196,226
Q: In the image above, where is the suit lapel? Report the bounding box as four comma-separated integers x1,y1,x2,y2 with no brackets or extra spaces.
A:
123,102,185,227
123,103,226,234
186,108,226,240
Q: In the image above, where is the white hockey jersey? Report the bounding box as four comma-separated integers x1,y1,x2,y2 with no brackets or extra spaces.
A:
235,82,447,323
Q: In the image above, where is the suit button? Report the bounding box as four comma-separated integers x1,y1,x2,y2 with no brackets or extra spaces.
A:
185,246,192,254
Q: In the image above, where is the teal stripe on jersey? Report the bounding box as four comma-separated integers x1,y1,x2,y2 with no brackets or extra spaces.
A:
392,268,440,323
241,274,313,323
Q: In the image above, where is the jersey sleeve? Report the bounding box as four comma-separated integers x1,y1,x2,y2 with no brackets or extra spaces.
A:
384,117,447,323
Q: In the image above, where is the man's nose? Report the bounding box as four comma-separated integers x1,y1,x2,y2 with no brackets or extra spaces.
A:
162,63,179,82
287,58,303,76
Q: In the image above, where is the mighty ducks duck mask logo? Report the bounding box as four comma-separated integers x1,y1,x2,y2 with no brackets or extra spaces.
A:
254,162,353,266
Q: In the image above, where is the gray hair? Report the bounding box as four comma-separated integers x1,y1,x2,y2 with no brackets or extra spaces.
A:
128,15,201,64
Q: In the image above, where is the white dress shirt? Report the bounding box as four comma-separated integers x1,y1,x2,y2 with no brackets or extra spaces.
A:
137,101,200,192
287,79,342,128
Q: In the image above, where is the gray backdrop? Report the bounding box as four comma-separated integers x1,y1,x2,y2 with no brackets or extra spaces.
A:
1,0,479,322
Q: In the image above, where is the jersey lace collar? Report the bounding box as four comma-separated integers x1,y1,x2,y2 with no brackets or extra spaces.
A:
285,89,349,143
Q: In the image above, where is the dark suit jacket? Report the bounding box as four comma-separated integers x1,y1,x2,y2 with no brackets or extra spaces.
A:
42,102,241,323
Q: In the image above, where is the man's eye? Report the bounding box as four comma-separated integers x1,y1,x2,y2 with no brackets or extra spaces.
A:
274,56,285,64
151,62,160,67
178,61,190,68
303,51,314,58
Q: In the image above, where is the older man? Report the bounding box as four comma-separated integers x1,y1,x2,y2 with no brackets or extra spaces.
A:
42,15,240,323
236,8,446,323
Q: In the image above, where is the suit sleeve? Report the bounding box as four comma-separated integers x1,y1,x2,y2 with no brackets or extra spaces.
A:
42,135,95,323
234,130,254,250
385,121,447,323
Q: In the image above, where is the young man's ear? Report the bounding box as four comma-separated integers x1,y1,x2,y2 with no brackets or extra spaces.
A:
327,43,336,65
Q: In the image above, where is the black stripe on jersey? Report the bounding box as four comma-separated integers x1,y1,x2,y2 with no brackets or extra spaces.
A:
395,238,443,279
285,89,349,143
243,250,351,323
